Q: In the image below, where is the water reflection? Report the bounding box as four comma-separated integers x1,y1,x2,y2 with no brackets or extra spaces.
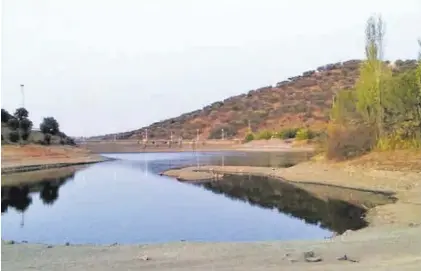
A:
2,153,333,244
1,171,76,215
192,174,396,234
110,151,311,175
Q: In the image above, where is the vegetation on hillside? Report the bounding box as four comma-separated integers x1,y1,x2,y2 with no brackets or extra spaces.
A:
90,15,419,143
326,15,421,160
1,108,75,146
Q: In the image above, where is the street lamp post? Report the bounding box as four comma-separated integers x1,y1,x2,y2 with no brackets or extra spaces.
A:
20,84,25,108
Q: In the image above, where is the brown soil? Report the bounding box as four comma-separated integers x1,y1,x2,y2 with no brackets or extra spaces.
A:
1,145,108,173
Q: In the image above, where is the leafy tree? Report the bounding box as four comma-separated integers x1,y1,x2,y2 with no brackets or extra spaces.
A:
14,107,29,121
355,15,391,140
40,183,59,205
40,117,60,135
7,118,19,130
1,109,12,123
9,131,20,142
327,17,421,158
20,118,33,132
21,130,32,141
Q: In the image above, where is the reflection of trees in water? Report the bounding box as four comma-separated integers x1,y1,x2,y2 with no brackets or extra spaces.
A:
197,175,394,234
40,182,59,205
1,172,76,214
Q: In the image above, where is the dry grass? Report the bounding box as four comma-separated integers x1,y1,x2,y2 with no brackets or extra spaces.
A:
344,150,421,172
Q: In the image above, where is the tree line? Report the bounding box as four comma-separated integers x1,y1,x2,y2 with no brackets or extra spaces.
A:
1,107,75,145
327,15,421,159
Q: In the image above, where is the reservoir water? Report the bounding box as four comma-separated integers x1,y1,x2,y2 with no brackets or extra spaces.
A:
1,151,391,245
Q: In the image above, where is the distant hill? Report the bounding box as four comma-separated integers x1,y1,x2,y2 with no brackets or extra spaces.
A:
90,59,418,141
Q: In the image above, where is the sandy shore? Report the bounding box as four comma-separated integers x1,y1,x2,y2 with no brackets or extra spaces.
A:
1,145,112,174
2,149,421,270
163,161,421,227
2,225,420,270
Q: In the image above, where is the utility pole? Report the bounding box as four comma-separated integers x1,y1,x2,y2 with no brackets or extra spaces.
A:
221,128,225,140
20,84,25,108
18,84,25,145
145,128,148,142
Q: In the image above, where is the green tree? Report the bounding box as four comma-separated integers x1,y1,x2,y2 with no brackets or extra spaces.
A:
7,118,19,130
9,131,19,142
40,117,60,135
14,107,29,121
20,118,33,132
1,109,12,123
355,15,391,140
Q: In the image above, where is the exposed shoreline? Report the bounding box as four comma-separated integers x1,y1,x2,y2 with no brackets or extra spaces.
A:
1,144,114,175
2,149,421,270
162,161,421,227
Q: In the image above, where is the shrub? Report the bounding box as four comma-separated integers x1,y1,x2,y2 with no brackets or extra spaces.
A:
66,137,76,146
7,118,19,130
295,128,316,141
255,130,273,140
278,128,299,139
21,131,31,141
326,123,376,160
44,134,52,145
295,128,310,140
1,109,12,123
9,131,20,142
244,133,255,142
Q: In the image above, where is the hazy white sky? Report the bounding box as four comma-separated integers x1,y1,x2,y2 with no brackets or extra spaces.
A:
1,0,420,136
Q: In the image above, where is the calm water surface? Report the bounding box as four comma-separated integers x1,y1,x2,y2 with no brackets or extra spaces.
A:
2,151,336,244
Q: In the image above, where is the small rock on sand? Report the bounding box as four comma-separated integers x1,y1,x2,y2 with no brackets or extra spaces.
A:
305,256,322,262
337,254,359,263
139,255,150,261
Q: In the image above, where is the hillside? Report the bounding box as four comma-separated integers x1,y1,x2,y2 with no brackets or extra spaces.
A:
91,59,418,141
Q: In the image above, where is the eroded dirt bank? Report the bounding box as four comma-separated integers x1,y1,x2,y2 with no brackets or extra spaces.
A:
1,145,112,174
